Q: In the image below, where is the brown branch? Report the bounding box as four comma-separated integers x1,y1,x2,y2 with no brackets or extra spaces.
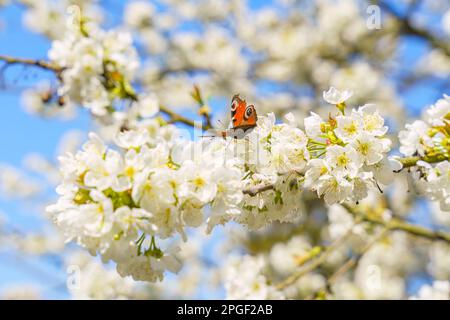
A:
363,214,450,244
159,105,211,130
395,154,449,171
277,199,450,294
0,54,209,130
275,224,358,290
243,170,303,196
242,184,275,196
329,228,388,283
0,54,62,72
307,227,389,299
343,204,450,244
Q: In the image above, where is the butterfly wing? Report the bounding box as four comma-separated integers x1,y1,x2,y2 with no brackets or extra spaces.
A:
238,104,257,129
230,95,257,131
199,95,257,139
230,94,246,128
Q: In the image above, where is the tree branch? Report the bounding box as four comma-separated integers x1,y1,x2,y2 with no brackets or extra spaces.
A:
308,227,389,299
242,184,275,196
243,170,303,196
0,54,62,72
276,200,450,293
159,105,211,130
0,54,211,130
343,204,450,244
395,154,449,170
275,224,358,290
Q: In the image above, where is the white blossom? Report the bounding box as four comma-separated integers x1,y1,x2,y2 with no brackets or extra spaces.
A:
48,15,139,116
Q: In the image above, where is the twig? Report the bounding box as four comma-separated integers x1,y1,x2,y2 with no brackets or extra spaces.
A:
307,227,389,299
395,155,449,171
278,199,450,295
275,224,358,290
159,105,208,129
364,215,450,243
343,204,450,244
242,184,275,196
0,54,209,130
0,54,62,72
242,170,303,196
330,228,388,283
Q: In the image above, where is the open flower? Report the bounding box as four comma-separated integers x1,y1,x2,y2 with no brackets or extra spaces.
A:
335,112,363,142
326,145,363,177
350,132,390,165
323,86,353,105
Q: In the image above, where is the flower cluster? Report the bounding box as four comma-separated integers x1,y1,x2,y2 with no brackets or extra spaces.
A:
399,95,450,211
48,12,139,116
303,87,397,205
48,124,186,282
48,87,397,282
224,112,309,230
3,0,450,300
47,110,313,281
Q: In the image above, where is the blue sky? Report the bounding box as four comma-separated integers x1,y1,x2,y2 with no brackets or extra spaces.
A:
0,4,88,299
0,1,447,299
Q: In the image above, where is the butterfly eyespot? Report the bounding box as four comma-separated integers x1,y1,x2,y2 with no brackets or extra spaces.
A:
231,100,238,112
244,106,253,119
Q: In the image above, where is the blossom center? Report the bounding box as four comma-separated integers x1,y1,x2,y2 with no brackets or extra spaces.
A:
336,154,349,167
125,166,135,177
358,142,369,155
344,122,358,135
192,176,206,188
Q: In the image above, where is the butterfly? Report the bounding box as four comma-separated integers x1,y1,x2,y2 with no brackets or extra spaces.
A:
204,94,257,139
